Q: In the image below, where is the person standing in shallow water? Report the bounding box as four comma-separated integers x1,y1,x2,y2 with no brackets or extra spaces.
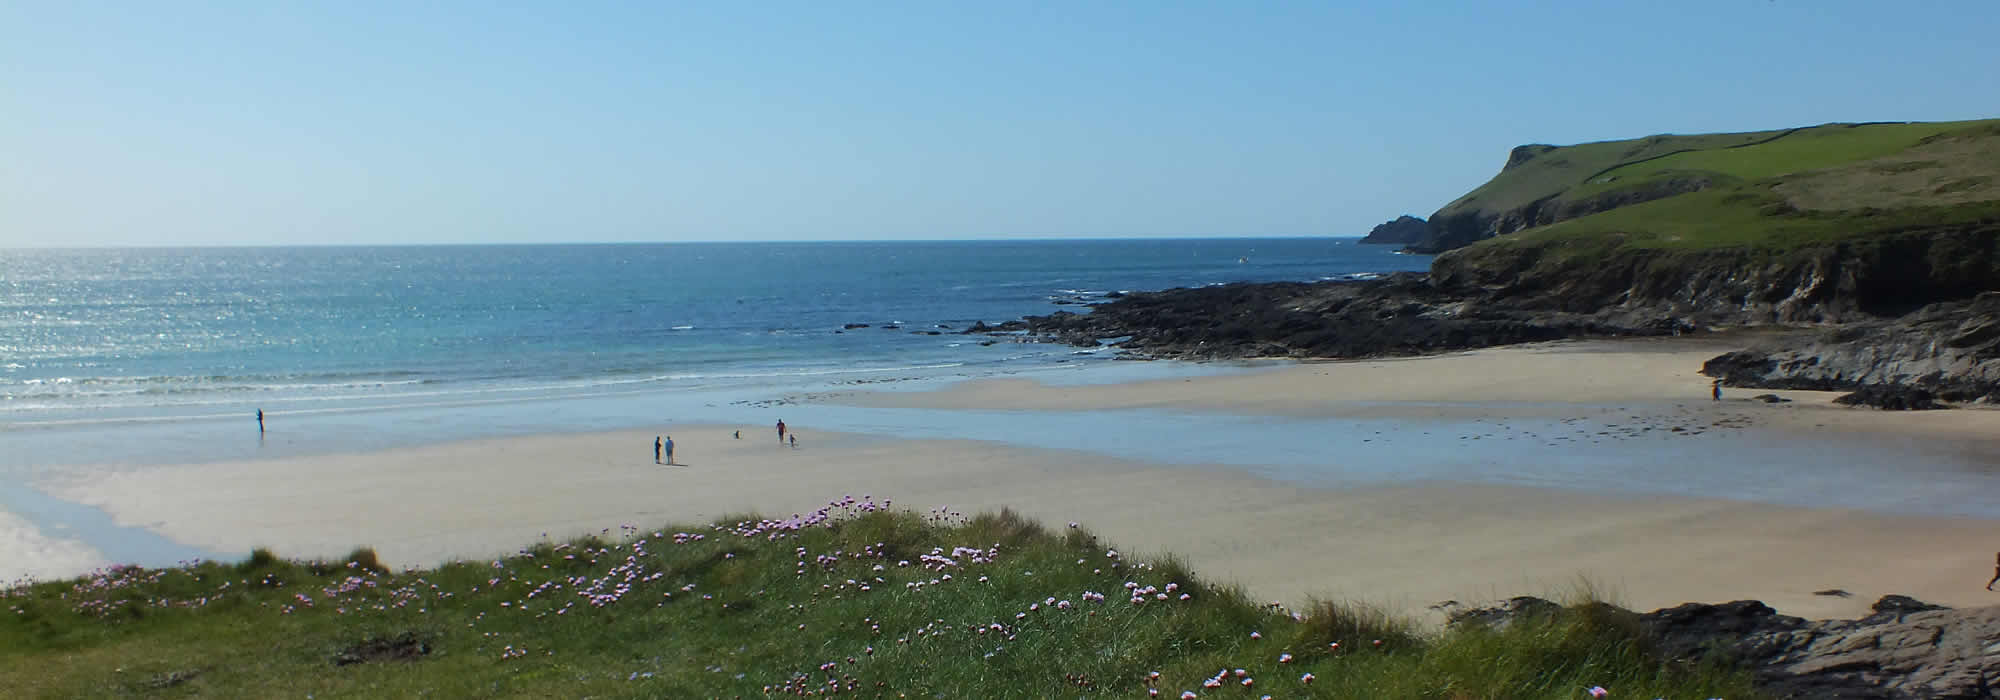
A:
654,436,662,464
257,409,264,433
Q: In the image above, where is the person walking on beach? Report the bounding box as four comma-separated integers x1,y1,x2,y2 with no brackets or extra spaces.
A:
776,419,787,442
734,430,741,440
664,435,676,465
1986,552,2000,591
256,409,264,433
1712,380,1722,401
789,433,797,449
654,436,662,464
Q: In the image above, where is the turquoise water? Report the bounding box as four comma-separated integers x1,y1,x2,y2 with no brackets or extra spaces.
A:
2,239,1424,430
5,240,1998,575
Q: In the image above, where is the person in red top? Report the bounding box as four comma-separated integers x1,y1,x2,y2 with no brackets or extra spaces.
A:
776,419,787,442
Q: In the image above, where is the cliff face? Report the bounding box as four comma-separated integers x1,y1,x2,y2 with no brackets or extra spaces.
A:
1412,176,1715,254
1429,224,2000,323
1702,292,2000,402
1358,215,1428,245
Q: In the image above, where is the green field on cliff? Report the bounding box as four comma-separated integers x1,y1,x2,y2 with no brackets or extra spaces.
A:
0,502,1760,699
1437,118,2000,255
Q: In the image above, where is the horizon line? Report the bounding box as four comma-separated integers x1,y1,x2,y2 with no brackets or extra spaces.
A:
2,234,1378,252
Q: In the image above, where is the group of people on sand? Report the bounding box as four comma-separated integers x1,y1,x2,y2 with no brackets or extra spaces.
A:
652,419,798,466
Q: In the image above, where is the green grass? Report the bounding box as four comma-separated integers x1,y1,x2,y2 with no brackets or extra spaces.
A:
1584,121,1980,188
1436,118,2000,234
1437,129,1790,220
0,500,1763,699
1487,187,2000,254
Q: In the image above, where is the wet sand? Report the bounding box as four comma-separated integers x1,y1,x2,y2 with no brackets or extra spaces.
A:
15,337,2000,621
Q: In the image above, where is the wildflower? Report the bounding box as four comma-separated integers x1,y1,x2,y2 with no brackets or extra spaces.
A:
1278,653,1293,663
1587,687,1609,698
1181,692,1198,699
1301,673,1316,684
1249,631,1262,640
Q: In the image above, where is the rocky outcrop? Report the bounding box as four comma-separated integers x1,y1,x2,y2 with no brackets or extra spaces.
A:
1453,595,2000,699
1359,215,1430,245
1410,177,1718,254
1832,385,1949,410
1648,596,1998,699
1431,224,2000,324
1002,273,1692,361
1701,292,2000,403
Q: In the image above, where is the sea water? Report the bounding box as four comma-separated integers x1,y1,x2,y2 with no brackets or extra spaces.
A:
6,239,2000,571
0,238,1425,465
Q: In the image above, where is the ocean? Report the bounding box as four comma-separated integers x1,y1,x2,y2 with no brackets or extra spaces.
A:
0,239,1427,462
6,238,1999,558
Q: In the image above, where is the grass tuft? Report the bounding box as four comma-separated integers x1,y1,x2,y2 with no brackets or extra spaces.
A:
0,500,1764,698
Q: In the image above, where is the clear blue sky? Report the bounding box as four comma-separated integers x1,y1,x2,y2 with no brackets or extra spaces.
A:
4,1,1996,247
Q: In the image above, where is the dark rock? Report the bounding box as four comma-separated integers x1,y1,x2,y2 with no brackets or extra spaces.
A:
1432,226,2000,323
1010,273,1669,361
1444,596,1562,630
1834,385,1949,410
843,323,870,329
1642,600,1809,663
1104,291,1125,298
1635,596,1997,700
880,324,900,330
334,632,431,666
1813,589,1853,597
1359,215,1430,246
146,669,203,689
1702,293,2000,404
1752,393,1793,403
1867,594,1950,621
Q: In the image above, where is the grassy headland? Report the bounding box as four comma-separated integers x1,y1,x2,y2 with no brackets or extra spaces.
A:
1425,118,2000,257
1415,118,2000,321
1,499,1759,699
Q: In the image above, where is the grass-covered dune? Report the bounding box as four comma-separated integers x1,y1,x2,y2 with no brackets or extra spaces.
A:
1,498,1759,699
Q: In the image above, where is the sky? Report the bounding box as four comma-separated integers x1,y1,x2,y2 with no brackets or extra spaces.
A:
3,1,1997,247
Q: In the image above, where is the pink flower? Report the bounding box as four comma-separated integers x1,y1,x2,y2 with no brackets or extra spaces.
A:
1301,673,1316,684
1180,692,1198,700
1587,687,1609,698
1278,653,1293,663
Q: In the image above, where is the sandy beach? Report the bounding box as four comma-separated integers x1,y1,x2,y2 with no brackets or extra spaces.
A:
17,337,2000,622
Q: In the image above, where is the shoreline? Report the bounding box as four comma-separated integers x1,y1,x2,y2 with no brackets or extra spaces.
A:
9,336,2000,622
24,423,2000,622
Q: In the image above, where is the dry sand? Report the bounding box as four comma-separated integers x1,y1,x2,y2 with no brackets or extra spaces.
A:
22,337,2000,621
